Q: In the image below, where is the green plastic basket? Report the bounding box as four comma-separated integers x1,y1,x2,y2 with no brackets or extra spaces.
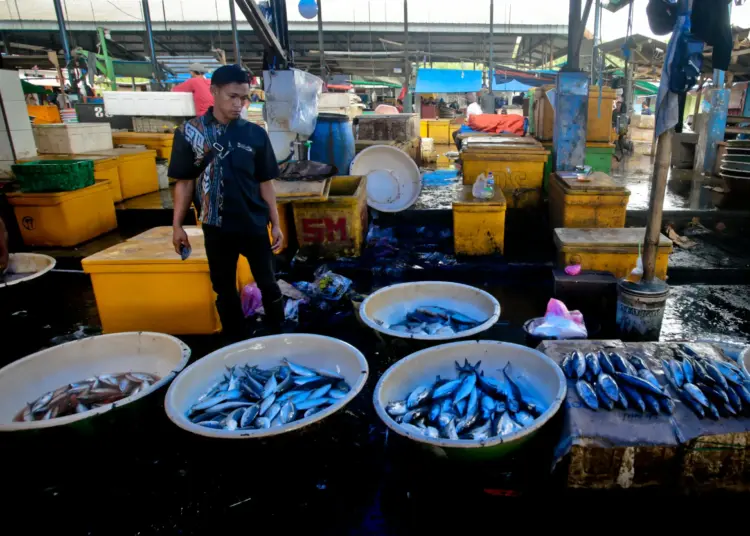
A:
11,160,95,193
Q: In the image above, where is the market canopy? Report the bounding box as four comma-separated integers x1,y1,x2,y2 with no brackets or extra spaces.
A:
415,69,483,94
492,79,532,92
21,80,52,95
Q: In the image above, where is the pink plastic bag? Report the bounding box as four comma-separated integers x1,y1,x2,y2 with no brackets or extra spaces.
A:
241,283,263,318
530,298,588,339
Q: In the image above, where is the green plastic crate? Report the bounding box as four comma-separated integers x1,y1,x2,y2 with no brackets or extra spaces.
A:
540,142,614,192
11,160,95,193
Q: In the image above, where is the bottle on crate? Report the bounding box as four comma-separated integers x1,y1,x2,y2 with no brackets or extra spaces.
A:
484,172,495,198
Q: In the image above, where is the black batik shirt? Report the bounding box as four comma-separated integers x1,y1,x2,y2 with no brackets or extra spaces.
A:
168,108,280,235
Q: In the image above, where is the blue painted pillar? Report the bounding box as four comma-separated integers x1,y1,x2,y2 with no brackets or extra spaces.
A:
553,71,589,171
743,83,750,117
703,88,729,174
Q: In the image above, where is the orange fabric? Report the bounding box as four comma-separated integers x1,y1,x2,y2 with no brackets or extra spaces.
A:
468,114,525,136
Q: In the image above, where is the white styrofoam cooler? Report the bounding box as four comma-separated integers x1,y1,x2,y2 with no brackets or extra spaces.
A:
103,92,195,117
32,123,114,154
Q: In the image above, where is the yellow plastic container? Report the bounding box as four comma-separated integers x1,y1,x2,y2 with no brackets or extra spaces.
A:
533,85,617,143
549,172,630,228
17,154,123,203
83,227,256,335
292,176,367,257
553,228,673,280
111,132,174,160
85,148,159,200
427,120,451,144
125,226,254,291
26,105,62,125
453,185,506,255
7,181,117,247
420,120,429,139
460,137,549,208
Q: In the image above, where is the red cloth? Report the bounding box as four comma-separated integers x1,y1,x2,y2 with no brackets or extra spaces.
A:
172,77,214,117
468,114,525,136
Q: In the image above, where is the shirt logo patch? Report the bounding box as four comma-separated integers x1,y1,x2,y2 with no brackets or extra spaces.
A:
237,142,254,154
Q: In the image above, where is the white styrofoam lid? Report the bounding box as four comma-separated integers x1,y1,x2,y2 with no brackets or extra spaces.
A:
350,145,421,212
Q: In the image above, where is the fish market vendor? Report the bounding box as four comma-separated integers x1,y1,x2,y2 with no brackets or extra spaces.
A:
0,216,8,271
169,64,285,341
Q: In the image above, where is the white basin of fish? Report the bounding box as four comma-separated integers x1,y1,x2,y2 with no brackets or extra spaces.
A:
164,334,369,439
1,253,56,288
373,341,567,453
360,282,501,341
0,332,191,431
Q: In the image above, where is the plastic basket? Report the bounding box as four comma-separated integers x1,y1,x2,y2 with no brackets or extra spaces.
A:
11,160,95,193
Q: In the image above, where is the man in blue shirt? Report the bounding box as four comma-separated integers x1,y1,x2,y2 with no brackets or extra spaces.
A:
169,64,284,340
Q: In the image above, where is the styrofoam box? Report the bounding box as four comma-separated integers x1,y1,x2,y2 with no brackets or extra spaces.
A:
33,123,114,154
319,92,351,109
103,92,195,117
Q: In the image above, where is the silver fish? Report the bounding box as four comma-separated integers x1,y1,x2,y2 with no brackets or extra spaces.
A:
259,394,276,416
453,374,477,405
265,403,282,422
498,412,522,436
309,384,333,400
295,397,331,411
239,405,259,428
283,358,317,377
407,385,432,409
254,417,271,429
190,389,242,413
279,402,296,424
386,400,408,416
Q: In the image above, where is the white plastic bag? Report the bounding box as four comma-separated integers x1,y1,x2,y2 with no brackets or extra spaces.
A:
472,173,488,199
530,298,588,339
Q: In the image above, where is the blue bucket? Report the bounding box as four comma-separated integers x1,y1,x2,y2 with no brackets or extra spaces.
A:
309,113,355,174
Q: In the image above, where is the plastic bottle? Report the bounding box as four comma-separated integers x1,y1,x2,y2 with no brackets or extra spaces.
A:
485,172,495,199
472,172,487,199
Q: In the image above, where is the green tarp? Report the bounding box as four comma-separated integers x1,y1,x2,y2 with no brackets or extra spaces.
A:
21,80,52,95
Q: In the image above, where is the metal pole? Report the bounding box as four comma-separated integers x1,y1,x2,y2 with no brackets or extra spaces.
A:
642,130,672,282
52,0,78,97
403,0,412,113
489,0,494,92
141,0,163,89
591,0,599,82
98,27,117,91
229,0,242,65
317,0,325,80
566,0,581,70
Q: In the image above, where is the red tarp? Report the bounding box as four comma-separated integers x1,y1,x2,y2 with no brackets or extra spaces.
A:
468,114,526,136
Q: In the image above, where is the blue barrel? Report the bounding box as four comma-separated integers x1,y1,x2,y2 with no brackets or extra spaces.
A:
309,113,355,174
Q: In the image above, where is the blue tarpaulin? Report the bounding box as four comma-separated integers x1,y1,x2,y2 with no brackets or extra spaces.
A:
492,79,532,92
415,69,483,93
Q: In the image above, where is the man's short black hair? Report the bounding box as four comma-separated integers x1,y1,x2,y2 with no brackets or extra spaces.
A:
211,64,250,87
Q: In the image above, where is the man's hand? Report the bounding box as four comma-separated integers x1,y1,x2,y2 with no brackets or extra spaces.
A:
270,225,284,253
173,226,191,255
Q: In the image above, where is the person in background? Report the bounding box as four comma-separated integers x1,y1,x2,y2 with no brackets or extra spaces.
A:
172,63,214,117
641,98,652,116
511,92,524,106
466,92,482,122
479,87,496,114
396,99,404,113
169,65,284,341
0,216,8,271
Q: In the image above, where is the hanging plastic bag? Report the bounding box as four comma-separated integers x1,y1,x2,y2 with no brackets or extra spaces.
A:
627,242,644,283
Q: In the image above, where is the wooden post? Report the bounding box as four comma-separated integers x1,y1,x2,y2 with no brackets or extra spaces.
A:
642,129,673,282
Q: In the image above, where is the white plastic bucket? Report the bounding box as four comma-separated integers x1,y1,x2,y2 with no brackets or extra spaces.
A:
164,334,369,439
360,281,500,341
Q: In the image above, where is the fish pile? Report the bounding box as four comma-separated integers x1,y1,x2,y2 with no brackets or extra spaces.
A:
561,350,676,414
661,345,750,419
385,306,485,337
14,372,160,422
385,359,547,441
187,359,351,431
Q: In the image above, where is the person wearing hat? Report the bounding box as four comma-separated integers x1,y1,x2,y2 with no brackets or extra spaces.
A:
169,64,284,340
172,63,214,117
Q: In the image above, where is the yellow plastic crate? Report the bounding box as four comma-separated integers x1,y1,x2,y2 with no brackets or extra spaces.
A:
292,176,367,257
549,172,630,228
7,181,117,247
533,85,617,143
420,120,429,139
453,185,506,256
112,132,174,160
83,226,256,335
460,138,549,208
427,120,451,144
85,147,159,200
554,227,673,280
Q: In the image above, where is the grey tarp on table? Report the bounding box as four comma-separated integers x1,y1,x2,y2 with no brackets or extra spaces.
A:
540,340,750,469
